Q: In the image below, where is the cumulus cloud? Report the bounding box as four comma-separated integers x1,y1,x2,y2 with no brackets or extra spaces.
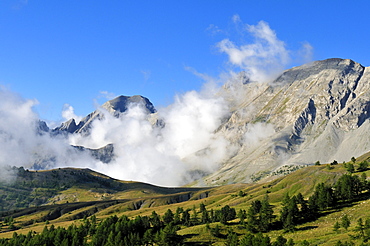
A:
62,104,83,122
0,87,100,183
217,20,290,83
66,88,232,186
216,16,312,84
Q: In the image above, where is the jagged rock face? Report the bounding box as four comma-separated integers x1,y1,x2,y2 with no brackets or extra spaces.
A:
49,95,155,166
54,95,156,135
102,95,156,116
198,58,370,185
72,144,114,163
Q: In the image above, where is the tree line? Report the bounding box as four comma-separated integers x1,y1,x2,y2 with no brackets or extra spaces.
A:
1,169,368,245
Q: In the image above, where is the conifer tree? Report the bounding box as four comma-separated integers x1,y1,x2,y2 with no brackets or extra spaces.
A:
238,209,247,225
341,214,351,230
163,209,174,224
333,221,340,233
225,230,239,246
201,208,210,224
182,209,191,226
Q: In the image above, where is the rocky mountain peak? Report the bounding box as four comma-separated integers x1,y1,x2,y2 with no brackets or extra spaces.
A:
197,58,370,186
102,95,156,116
53,95,156,135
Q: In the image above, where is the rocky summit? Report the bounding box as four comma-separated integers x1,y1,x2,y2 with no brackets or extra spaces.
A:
199,58,370,185
53,95,156,135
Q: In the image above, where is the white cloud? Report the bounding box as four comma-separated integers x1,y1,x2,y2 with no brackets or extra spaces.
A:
297,41,314,65
243,122,276,148
217,20,290,83
232,14,241,24
216,17,313,84
206,24,223,36
67,88,233,186
99,91,117,100
140,70,151,82
62,104,82,122
0,87,100,183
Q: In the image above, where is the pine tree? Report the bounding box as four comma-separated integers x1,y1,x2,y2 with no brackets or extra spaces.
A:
346,163,355,173
182,209,191,226
355,218,365,238
150,211,162,230
143,229,154,245
247,203,259,232
220,205,236,225
280,195,299,232
358,161,369,172
287,238,295,246
159,223,183,246
259,196,274,232
273,235,287,246
174,207,183,225
191,205,199,225
201,208,210,224
238,209,247,225
225,230,239,246
333,221,340,233
163,209,174,224
341,214,351,230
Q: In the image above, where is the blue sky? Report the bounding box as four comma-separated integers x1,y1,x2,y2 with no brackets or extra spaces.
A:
1,1,370,122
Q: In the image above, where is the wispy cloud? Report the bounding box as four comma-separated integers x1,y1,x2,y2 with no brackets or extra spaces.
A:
12,0,28,10
98,91,117,100
297,41,314,65
206,24,223,36
214,15,314,85
217,19,290,83
140,70,151,82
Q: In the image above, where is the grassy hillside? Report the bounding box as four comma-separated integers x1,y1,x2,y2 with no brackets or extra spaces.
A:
1,157,370,245
0,167,206,212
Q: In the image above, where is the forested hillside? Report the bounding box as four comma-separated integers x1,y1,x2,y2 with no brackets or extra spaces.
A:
1,157,370,245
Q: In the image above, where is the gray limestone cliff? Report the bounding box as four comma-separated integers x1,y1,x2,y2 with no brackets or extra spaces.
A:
197,58,370,185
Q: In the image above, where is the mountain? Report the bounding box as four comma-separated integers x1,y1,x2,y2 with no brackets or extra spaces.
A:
45,95,157,166
199,58,370,185
39,58,370,187
53,95,156,135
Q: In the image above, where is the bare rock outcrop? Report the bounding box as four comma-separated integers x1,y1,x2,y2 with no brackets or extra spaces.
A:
197,58,370,185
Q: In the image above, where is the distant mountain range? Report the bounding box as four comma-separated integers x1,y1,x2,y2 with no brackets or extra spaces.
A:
34,58,370,186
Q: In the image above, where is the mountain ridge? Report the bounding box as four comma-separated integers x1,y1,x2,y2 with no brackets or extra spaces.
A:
27,58,370,187
198,58,370,185
53,95,155,135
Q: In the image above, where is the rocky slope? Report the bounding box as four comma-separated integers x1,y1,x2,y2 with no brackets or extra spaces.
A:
198,58,370,185
53,95,156,135
38,58,370,186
